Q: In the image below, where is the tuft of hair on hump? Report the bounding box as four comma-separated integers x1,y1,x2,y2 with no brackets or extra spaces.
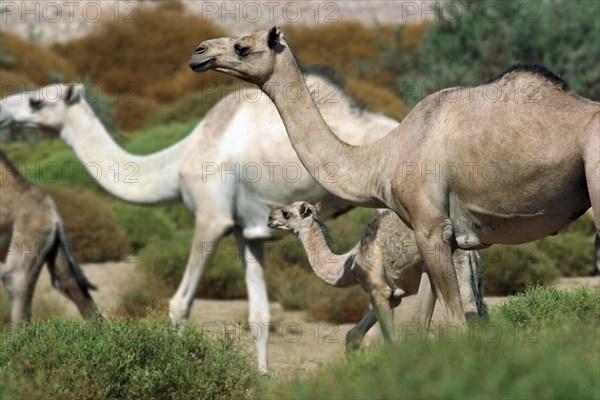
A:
487,63,570,91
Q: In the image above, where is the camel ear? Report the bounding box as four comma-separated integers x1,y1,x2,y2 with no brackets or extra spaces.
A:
299,202,312,218
314,202,322,213
268,26,284,50
65,83,83,105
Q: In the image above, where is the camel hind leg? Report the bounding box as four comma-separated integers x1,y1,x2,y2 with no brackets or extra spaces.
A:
234,230,270,373
45,236,102,320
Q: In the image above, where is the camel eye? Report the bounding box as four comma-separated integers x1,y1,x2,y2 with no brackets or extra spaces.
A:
282,211,290,219
234,44,250,58
29,98,43,111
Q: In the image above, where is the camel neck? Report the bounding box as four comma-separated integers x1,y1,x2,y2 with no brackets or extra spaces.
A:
261,50,386,207
297,218,357,287
61,100,188,205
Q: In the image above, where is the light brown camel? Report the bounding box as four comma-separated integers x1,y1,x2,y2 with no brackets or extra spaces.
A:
190,28,599,322
268,201,487,349
0,151,100,325
0,74,398,371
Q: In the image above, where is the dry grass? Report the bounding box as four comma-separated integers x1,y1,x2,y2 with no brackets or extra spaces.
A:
1,31,76,87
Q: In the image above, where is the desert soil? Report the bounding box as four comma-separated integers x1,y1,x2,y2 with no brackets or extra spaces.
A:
6,261,600,378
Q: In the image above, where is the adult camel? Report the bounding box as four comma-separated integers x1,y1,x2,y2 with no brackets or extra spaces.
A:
189,27,599,323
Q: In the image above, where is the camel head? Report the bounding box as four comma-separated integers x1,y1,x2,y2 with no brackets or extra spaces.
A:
0,83,84,133
189,27,287,86
268,201,322,234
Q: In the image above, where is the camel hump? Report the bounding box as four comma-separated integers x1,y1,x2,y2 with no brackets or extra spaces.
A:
486,63,570,91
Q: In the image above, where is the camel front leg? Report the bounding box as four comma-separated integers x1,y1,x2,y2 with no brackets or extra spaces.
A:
1,237,48,325
234,230,270,373
169,215,232,327
345,308,378,352
414,222,466,323
370,290,395,343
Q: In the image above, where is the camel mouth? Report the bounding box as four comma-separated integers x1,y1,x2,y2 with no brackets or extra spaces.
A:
267,220,287,230
188,57,215,73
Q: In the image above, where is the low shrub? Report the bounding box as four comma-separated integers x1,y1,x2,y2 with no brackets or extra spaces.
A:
270,266,321,311
0,318,259,399
346,78,410,122
269,320,600,400
47,187,130,262
307,285,370,324
535,231,595,277
495,286,600,327
0,289,11,330
480,243,560,295
123,119,199,155
138,232,248,300
1,31,76,86
113,204,175,252
269,289,600,399
144,87,234,126
162,204,195,230
138,230,192,289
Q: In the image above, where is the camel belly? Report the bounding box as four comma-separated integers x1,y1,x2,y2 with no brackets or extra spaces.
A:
450,196,590,247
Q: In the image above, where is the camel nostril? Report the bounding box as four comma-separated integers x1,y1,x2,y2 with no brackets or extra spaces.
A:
195,45,207,54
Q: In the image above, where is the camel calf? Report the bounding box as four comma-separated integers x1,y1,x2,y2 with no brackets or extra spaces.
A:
269,202,487,349
0,151,101,325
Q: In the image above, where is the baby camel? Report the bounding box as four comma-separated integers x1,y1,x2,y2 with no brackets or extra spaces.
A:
269,202,486,349
0,151,101,324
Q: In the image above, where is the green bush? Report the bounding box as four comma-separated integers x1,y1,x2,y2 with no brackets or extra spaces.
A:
113,204,175,252
375,0,600,106
138,232,247,299
307,285,370,324
270,267,321,311
0,318,259,400
535,231,595,277
162,203,195,229
145,89,233,126
47,187,130,262
269,288,600,399
481,243,560,295
123,119,199,155
495,286,600,327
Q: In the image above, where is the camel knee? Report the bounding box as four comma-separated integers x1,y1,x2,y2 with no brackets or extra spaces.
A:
168,297,191,327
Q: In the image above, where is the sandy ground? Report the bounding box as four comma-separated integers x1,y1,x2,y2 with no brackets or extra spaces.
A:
3,261,599,377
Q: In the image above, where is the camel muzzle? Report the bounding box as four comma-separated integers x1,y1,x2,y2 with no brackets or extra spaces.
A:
189,56,215,73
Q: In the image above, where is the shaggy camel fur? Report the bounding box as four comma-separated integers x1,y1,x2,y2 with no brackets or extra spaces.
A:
0,151,100,324
0,75,397,371
190,28,599,323
269,201,487,349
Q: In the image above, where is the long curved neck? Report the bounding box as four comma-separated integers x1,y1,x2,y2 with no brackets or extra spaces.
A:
296,218,357,287
261,50,386,207
62,100,191,205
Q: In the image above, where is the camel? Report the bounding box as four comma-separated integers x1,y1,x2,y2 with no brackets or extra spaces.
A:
0,151,100,325
0,75,398,371
268,201,487,349
189,27,600,323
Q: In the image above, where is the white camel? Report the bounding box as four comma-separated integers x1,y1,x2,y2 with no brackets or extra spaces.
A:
0,75,398,371
268,201,487,349
189,27,599,323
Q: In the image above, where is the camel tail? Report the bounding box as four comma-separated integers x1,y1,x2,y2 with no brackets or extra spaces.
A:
469,251,488,318
47,219,97,296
